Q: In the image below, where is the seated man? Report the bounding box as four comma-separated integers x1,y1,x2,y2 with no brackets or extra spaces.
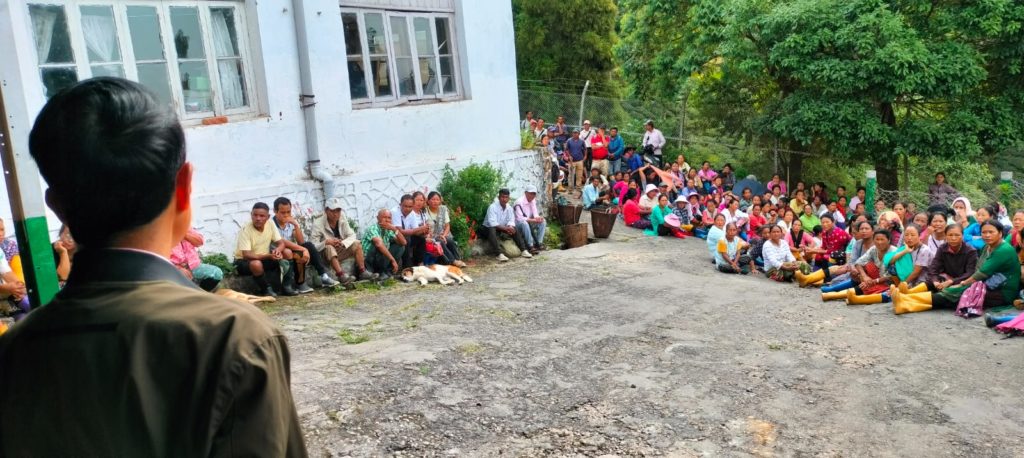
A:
582,176,611,210
271,197,323,294
588,167,609,190
0,248,28,320
233,202,290,296
514,185,547,254
391,194,428,269
169,227,223,292
362,209,408,279
483,189,531,262
310,198,374,285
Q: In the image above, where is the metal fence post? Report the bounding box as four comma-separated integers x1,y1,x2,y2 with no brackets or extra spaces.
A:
866,170,878,218
1000,171,1014,209
577,80,590,128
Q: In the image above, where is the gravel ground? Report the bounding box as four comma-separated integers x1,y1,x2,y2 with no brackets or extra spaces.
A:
268,218,1024,457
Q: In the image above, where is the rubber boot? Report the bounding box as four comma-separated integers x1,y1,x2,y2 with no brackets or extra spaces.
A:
821,289,852,302
898,282,928,294
893,291,933,315
846,288,884,305
811,279,824,287
822,279,855,293
984,309,1020,328
796,269,825,288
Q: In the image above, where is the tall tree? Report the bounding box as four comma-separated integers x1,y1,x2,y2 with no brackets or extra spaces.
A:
512,0,620,96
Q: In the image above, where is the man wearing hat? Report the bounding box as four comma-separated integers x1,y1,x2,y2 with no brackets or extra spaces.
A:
514,185,547,254
483,189,531,262
565,129,586,192
311,197,375,284
579,119,595,172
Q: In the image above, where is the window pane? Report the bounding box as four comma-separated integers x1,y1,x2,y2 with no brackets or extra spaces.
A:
390,17,415,96
91,64,124,78
127,6,164,61
413,17,433,57
40,67,77,98
389,17,411,58
137,62,172,105
170,7,205,59
80,5,121,63
370,57,392,98
210,7,240,58
342,13,361,56
364,13,386,55
439,56,455,94
348,59,368,99
29,4,74,64
419,58,438,94
435,18,451,55
395,58,415,97
217,59,248,109
179,61,213,113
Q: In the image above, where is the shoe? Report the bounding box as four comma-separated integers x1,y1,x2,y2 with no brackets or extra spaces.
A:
296,284,314,294
337,272,355,284
319,273,339,287
536,244,547,252
281,286,299,297
453,260,467,268
497,253,510,262
529,248,540,255
358,270,378,281
521,250,533,259
378,273,391,281
263,287,278,298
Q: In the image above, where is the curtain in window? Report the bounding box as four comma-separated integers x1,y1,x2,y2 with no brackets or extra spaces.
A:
81,12,118,62
211,11,244,109
30,8,57,62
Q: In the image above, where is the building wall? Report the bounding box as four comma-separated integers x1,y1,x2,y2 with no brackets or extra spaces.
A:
0,0,529,254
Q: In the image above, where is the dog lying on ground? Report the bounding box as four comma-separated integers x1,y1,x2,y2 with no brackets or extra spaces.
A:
215,288,277,304
401,265,473,286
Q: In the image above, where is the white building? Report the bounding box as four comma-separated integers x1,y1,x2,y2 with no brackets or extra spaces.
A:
0,0,540,254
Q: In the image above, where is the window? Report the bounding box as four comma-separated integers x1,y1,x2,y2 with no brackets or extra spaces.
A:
27,1,256,121
341,8,462,108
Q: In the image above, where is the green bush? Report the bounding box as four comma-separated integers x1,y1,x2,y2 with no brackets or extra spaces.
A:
544,220,563,250
520,129,536,149
437,163,509,257
200,252,235,276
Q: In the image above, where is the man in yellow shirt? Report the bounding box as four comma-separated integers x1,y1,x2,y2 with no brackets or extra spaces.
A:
234,202,290,296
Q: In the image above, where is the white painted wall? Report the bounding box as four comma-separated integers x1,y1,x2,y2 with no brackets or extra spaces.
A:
0,0,531,254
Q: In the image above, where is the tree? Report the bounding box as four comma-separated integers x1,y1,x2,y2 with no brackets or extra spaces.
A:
617,0,1024,189
512,0,620,96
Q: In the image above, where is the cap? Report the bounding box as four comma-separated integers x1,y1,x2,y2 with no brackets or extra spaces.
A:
675,196,688,203
645,184,658,194
325,197,344,210
583,120,591,125
524,184,538,194
659,182,669,187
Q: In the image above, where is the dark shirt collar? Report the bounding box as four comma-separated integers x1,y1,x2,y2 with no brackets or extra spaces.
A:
62,248,198,292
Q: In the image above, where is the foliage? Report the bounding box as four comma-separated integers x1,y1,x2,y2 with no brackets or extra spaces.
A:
520,129,536,149
200,252,235,276
512,0,621,97
437,164,508,257
543,220,563,250
616,0,1024,189
337,328,370,345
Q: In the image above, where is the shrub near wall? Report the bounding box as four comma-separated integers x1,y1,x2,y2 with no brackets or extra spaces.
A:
437,163,509,257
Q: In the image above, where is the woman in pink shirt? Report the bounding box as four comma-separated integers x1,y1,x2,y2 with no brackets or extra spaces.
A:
170,228,223,291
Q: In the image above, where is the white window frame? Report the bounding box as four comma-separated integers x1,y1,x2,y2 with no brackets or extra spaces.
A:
27,0,259,124
341,7,462,109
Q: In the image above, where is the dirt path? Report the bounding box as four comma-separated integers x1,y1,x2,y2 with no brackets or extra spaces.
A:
270,222,1024,457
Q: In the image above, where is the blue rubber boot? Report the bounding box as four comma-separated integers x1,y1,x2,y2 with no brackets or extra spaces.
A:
822,279,855,293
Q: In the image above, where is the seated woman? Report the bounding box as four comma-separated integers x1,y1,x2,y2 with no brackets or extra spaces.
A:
716,223,751,274
703,196,721,227
748,224,772,272
52,225,77,286
170,227,224,292
963,205,995,249
876,210,904,247
706,214,728,261
763,225,810,282
671,196,695,233
892,202,908,227
923,223,978,293
894,221,1020,314
786,219,816,263
951,196,976,228
425,191,468,268
746,203,768,240
822,229,898,304
622,189,651,230
777,208,797,233
1008,210,1024,251
910,212,930,239
722,198,749,238
647,194,676,237
924,212,948,253
885,224,933,290
799,204,821,235
823,220,874,292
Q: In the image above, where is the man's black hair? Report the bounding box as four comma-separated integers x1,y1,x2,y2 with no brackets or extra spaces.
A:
857,186,866,192
29,77,185,248
820,214,834,222
873,228,892,241
837,185,846,192
252,202,270,212
400,194,414,203
273,197,291,211
498,188,511,196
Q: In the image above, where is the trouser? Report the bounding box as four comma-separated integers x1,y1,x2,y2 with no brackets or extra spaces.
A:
609,157,621,176
366,243,405,275
191,263,223,292
568,161,585,190
402,235,426,268
584,147,593,173
814,259,833,282
298,241,330,275
438,235,462,264
718,255,752,274
484,226,527,255
234,259,282,292
516,220,547,248
592,159,609,177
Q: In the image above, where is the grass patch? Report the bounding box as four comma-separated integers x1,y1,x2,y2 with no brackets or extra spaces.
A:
353,278,398,292
486,308,517,320
404,314,421,329
544,220,563,250
457,342,484,355
768,343,784,351
337,328,370,344
343,297,359,308
419,366,432,376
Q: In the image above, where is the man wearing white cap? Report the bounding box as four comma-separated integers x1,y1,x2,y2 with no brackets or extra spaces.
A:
311,197,377,284
515,185,547,254
638,183,659,217
579,120,595,172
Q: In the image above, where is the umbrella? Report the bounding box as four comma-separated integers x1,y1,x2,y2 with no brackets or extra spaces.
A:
732,178,766,196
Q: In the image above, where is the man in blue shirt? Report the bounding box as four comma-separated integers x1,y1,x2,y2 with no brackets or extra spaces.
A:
565,130,586,192
608,127,625,176
624,146,644,173
582,176,610,210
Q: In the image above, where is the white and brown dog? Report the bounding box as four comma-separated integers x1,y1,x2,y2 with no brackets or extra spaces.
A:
401,265,473,286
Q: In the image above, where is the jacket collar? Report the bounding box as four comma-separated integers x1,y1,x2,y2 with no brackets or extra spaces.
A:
62,248,198,291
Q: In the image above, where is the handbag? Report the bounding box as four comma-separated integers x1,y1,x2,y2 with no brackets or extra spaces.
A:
955,281,987,318
426,239,444,258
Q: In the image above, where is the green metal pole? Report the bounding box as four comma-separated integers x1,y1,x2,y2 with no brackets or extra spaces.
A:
999,171,1013,210
0,87,59,307
865,170,877,219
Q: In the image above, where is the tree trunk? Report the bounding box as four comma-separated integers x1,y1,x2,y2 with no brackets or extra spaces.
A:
788,153,804,186
876,102,899,190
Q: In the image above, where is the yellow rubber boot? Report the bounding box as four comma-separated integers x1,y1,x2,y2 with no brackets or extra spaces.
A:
796,269,825,287
905,282,928,294
894,291,933,315
822,289,852,301
846,288,884,305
